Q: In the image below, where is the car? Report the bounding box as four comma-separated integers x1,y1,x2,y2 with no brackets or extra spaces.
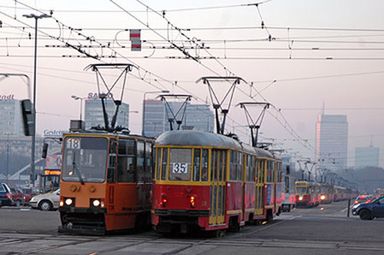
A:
21,188,34,205
9,187,25,206
0,183,14,207
353,194,373,206
29,189,60,211
352,196,384,220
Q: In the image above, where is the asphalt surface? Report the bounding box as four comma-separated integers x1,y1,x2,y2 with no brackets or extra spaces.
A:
0,201,383,255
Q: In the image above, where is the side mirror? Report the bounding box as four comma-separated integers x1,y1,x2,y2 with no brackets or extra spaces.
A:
42,143,49,159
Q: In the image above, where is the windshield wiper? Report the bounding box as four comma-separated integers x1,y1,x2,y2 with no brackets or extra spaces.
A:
72,154,85,185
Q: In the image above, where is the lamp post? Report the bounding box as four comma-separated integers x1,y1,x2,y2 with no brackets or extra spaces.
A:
71,95,85,121
23,13,51,187
142,90,169,136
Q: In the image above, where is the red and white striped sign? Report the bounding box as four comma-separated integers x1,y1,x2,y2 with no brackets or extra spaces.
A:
130,29,141,51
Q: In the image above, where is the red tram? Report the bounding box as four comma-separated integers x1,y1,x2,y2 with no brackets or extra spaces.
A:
59,132,154,234
294,181,320,207
151,130,283,235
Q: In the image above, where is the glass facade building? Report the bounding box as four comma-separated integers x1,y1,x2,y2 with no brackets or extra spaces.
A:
355,146,380,168
142,100,214,137
0,97,24,136
315,114,348,170
84,98,130,130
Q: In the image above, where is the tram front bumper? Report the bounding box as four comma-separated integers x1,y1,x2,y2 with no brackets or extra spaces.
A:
153,209,209,233
59,206,107,235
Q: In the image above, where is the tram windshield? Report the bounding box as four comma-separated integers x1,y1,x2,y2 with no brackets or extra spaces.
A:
296,187,309,194
62,137,108,183
169,148,192,181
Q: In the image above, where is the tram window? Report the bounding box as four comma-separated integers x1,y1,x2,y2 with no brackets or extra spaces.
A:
246,155,252,181
156,148,161,180
245,155,249,181
279,163,283,182
127,140,135,155
145,142,153,182
109,140,117,154
169,148,192,181
117,156,136,182
267,161,273,182
193,149,201,181
258,161,265,183
161,148,168,180
253,159,258,182
215,151,221,182
201,149,208,181
137,141,145,182
107,154,116,182
220,150,226,181
211,151,216,181
118,141,127,155
230,151,236,180
237,152,243,181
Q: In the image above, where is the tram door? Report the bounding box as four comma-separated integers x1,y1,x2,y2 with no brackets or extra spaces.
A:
255,160,265,216
209,149,226,225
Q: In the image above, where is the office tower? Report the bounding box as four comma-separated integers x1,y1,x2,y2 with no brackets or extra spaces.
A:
355,145,380,168
315,114,348,170
142,99,214,137
84,97,129,130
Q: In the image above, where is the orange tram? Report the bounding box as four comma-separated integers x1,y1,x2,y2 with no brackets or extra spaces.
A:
58,131,154,234
151,130,284,235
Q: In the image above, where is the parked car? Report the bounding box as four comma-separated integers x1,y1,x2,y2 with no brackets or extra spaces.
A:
352,196,384,220
0,183,14,207
29,189,60,211
21,188,34,205
9,187,25,206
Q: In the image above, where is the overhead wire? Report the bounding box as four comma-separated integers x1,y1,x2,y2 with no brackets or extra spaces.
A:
0,0,368,156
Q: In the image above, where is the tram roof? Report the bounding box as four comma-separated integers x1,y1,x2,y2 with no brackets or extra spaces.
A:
156,130,274,158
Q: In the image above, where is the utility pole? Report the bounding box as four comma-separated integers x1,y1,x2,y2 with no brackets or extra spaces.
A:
23,13,51,187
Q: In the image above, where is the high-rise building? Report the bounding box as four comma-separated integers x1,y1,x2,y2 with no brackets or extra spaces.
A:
142,99,214,137
0,95,24,136
315,114,348,170
355,145,380,168
84,97,130,130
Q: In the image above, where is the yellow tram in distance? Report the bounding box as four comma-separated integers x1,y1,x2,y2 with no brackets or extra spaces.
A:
59,131,154,234
151,130,283,235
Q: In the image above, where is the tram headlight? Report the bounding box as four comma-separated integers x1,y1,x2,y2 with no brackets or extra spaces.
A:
320,195,326,200
299,196,303,201
90,199,104,208
93,199,100,207
65,198,73,206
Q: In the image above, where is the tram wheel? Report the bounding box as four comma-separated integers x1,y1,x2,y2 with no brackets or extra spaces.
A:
213,230,225,238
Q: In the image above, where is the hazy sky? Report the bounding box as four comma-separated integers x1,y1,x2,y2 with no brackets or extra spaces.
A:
1,0,384,167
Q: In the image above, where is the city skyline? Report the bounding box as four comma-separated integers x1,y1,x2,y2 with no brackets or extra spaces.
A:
1,0,384,167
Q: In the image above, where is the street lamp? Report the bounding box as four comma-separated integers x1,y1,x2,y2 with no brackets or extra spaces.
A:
142,90,169,136
71,95,85,121
23,13,51,187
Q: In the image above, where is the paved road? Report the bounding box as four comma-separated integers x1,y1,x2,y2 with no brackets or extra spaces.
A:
0,202,383,255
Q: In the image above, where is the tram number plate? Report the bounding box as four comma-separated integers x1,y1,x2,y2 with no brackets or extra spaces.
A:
172,163,188,174
66,138,81,149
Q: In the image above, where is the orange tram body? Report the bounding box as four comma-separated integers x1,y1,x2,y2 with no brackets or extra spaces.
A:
151,130,284,235
58,131,154,234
